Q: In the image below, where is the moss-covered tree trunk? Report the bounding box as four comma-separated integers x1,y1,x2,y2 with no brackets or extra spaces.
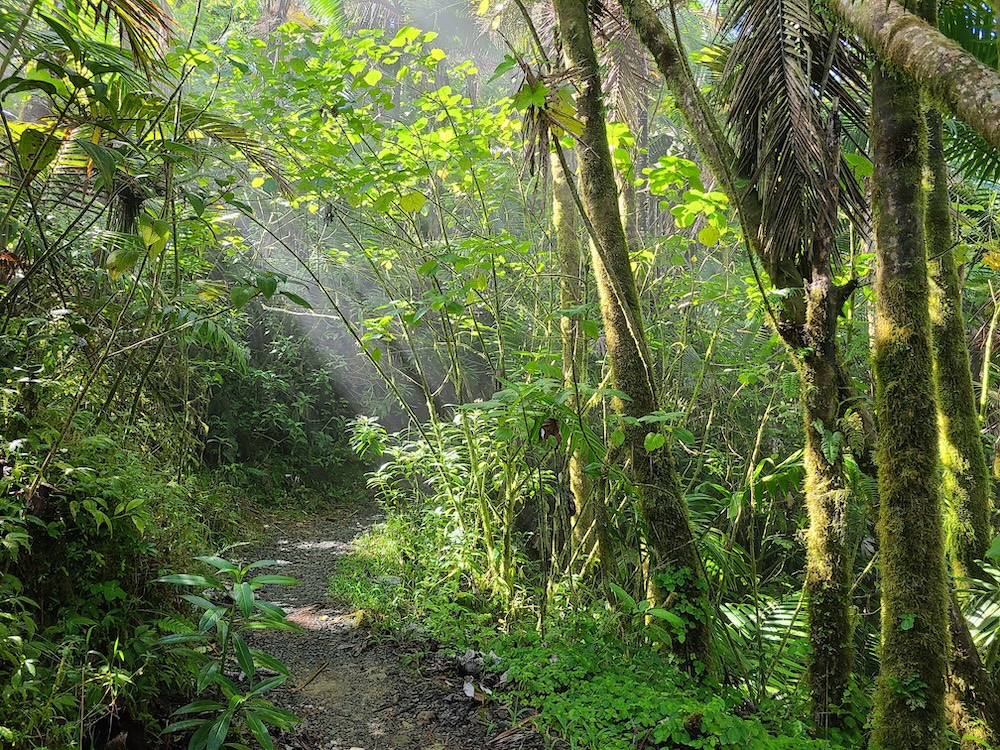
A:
551,150,595,562
870,59,950,750
922,65,992,582
552,0,713,669
799,268,854,734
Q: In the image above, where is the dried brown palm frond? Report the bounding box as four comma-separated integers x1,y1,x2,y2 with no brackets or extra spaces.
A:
721,0,868,278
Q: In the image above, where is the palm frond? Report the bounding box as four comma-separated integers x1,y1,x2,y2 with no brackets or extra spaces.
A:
939,0,998,70
41,0,176,74
595,4,651,133
945,117,1000,185
721,0,868,276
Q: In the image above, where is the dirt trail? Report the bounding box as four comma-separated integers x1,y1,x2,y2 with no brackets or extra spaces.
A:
240,502,540,750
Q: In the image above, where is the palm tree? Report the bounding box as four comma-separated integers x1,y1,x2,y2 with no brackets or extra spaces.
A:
620,0,870,728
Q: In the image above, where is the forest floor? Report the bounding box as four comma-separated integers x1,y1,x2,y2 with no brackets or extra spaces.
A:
240,500,546,750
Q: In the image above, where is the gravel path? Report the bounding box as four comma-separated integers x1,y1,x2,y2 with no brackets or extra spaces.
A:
239,502,543,750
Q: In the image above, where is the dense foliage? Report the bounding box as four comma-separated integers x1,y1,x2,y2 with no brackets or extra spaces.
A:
4,0,1000,748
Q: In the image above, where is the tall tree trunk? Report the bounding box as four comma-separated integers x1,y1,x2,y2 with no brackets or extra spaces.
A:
553,0,713,669
824,0,1000,153
870,59,950,750
923,70,992,581
552,150,595,563
916,8,998,748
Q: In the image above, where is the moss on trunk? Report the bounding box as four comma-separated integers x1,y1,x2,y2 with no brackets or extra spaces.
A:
925,102,991,579
870,61,950,750
551,151,595,562
552,0,712,670
800,276,853,733
824,0,1000,153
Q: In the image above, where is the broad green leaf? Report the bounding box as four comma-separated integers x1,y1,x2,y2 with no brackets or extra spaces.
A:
608,582,637,614
78,140,117,191
206,710,233,750
256,275,279,299
195,556,239,574
249,574,300,586
138,214,171,258
230,284,256,309
399,192,426,213
643,432,665,452
173,699,225,715
245,711,274,750
235,582,254,617
697,225,721,246
17,128,60,175
247,674,287,697
647,607,685,630
197,661,220,693
154,573,221,588
231,631,255,682
162,718,207,733
279,291,313,308
390,27,421,47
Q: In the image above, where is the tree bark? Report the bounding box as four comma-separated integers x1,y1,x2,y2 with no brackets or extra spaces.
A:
870,59,950,750
554,0,713,670
800,272,854,734
551,150,595,563
824,0,1000,153
924,85,992,582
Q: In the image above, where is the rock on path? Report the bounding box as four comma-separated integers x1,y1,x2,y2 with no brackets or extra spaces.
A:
239,502,540,750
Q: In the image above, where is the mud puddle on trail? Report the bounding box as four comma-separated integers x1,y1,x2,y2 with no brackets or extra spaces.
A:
239,502,545,750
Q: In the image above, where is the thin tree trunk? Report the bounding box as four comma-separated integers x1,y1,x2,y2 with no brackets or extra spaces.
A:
553,0,713,669
552,150,594,562
870,59,950,750
824,0,1000,153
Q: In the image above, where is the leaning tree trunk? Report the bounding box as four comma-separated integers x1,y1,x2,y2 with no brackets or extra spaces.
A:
619,0,857,710
824,0,1000,153
870,58,950,750
553,0,713,670
551,150,595,564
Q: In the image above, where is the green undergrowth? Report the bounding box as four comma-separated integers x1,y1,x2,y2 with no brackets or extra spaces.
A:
0,423,325,746
328,504,846,750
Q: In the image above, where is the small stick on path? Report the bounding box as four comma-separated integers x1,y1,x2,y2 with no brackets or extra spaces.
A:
291,661,329,693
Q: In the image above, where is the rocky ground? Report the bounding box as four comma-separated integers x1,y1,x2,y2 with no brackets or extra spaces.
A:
239,502,548,750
